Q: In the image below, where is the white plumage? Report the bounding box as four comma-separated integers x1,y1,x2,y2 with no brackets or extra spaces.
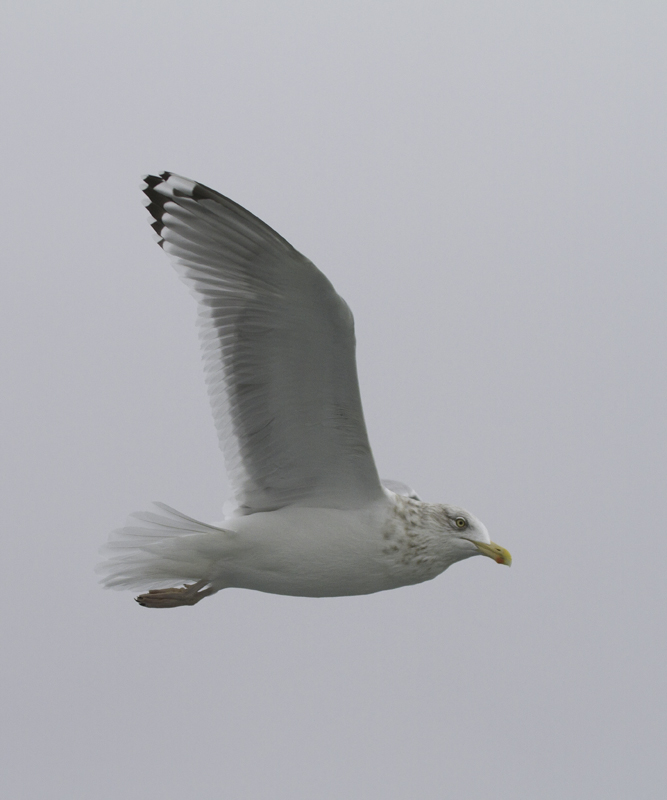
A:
99,173,510,608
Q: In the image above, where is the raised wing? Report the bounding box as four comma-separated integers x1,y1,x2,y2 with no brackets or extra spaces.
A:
143,173,384,515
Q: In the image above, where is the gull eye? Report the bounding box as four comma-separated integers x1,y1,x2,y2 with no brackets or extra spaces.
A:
455,517,468,530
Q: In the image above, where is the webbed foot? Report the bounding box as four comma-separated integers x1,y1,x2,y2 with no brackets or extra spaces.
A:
135,579,213,608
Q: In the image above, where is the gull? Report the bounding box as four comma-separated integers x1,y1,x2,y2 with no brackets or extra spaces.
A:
100,173,511,608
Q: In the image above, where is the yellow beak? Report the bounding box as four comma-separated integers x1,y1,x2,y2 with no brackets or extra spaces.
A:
467,539,512,566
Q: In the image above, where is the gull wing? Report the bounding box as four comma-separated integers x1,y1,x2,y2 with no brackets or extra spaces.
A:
143,173,384,515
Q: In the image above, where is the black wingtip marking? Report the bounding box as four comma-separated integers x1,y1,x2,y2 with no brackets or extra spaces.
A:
143,180,167,241
141,174,184,245
143,174,162,189
145,201,164,222
191,182,215,202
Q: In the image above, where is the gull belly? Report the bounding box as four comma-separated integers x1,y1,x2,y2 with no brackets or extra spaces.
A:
210,500,401,597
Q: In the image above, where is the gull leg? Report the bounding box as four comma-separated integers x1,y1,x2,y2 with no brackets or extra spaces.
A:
135,579,214,608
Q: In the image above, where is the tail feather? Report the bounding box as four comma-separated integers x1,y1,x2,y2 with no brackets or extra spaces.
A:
99,503,227,591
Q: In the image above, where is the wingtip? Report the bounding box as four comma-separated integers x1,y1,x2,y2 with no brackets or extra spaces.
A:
142,174,173,242
142,173,163,189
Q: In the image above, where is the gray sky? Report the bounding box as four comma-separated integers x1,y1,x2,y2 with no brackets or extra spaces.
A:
2,2,665,798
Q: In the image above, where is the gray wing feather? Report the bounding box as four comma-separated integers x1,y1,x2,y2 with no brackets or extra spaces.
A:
143,173,384,515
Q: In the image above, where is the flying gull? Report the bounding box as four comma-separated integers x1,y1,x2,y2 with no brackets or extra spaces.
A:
100,173,511,608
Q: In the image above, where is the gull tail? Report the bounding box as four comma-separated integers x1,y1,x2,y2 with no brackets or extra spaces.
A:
98,503,227,592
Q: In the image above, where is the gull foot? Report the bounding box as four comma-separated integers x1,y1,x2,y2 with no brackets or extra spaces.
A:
135,579,213,608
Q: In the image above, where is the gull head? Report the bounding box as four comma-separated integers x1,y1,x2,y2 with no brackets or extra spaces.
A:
385,491,512,577
440,505,512,567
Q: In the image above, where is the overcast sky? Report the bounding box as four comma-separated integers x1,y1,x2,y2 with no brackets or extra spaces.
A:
1,2,665,798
